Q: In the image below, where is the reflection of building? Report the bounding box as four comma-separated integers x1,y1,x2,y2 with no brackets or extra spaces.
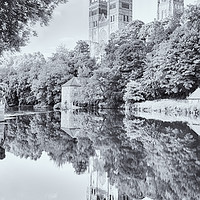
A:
88,150,141,200
88,150,119,200
157,0,184,21
89,0,133,57
61,110,81,138
0,123,5,160
0,146,5,160
0,95,5,122
0,123,4,144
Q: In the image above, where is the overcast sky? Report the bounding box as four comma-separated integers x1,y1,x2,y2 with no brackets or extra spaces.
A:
20,0,197,57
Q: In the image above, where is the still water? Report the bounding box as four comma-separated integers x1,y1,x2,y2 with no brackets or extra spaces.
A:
0,109,199,200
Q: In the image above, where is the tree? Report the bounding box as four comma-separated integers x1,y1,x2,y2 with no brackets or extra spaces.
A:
124,81,145,104
0,53,46,106
124,4,200,102
86,20,147,108
32,46,73,106
105,20,145,64
0,0,67,55
116,40,146,79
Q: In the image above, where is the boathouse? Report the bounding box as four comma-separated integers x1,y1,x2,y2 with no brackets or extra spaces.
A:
61,77,82,109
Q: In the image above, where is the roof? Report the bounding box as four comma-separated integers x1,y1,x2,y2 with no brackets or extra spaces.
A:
188,87,200,99
62,77,82,87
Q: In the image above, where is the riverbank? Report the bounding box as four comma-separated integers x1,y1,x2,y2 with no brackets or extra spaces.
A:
127,99,200,116
125,99,200,136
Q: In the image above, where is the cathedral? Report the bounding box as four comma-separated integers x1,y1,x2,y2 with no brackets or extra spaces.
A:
157,0,184,21
89,0,184,56
89,0,133,56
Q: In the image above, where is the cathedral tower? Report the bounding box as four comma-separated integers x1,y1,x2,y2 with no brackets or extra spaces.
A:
89,0,133,56
157,0,184,21
108,0,133,35
89,0,108,44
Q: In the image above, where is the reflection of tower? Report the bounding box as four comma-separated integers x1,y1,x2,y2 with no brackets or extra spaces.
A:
0,146,5,160
157,0,184,21
0,123,5,160
0,123,4,144
87,150,119,200
0,96,5,122
89,0,133,57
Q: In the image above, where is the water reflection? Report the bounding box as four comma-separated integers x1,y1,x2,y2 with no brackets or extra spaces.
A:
0,123,5,159
1,110,200,200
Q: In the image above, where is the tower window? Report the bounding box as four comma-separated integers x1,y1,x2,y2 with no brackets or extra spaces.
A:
93,21,98,27
90,9,98,16
110,3,116,9
99,8,107,16
122,2,129,9
123,15,129,22
111,15,115,22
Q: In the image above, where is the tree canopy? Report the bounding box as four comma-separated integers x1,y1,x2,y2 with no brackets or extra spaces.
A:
0,0,67,55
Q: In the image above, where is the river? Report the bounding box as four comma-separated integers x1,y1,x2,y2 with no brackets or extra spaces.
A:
0,109,199,200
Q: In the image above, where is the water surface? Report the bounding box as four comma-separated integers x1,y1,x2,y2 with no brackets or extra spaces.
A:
0,110,199,200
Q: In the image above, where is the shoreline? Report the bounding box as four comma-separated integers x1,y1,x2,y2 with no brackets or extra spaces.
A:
125,99,200,136
126,99,200,116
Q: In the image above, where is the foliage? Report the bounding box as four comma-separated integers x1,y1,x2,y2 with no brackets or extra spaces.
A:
0,41,95,107
85,20,147,108
124,81,145,103
124,4,200,103
0,0,67,55
1,4,200,108
2,109,200,199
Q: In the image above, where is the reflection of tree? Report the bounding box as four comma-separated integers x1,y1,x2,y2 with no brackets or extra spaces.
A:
3,111,95,174
123,116,200,200
76,110,200,200
3,110,200,199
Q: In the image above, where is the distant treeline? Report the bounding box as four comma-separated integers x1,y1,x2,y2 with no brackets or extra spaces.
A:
0,4,200,108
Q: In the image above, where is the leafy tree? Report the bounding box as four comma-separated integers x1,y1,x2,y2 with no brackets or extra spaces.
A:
124,81,145,104
139,21,166,52
0,0,67,55
86,20,147,108
32,46,73,106
105,20,145,64
116,40,146,79
0,53,46,106
124,4,200,102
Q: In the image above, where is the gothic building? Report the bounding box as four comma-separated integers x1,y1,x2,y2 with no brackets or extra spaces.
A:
89,0,185,56
89,0,133,56
157,0,184,21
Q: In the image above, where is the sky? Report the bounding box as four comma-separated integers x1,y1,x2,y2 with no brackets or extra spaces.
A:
20,0,197,57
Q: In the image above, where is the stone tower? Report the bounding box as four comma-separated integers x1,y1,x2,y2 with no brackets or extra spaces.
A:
157,0,184,21
108,0,133,34
89,0,133,56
